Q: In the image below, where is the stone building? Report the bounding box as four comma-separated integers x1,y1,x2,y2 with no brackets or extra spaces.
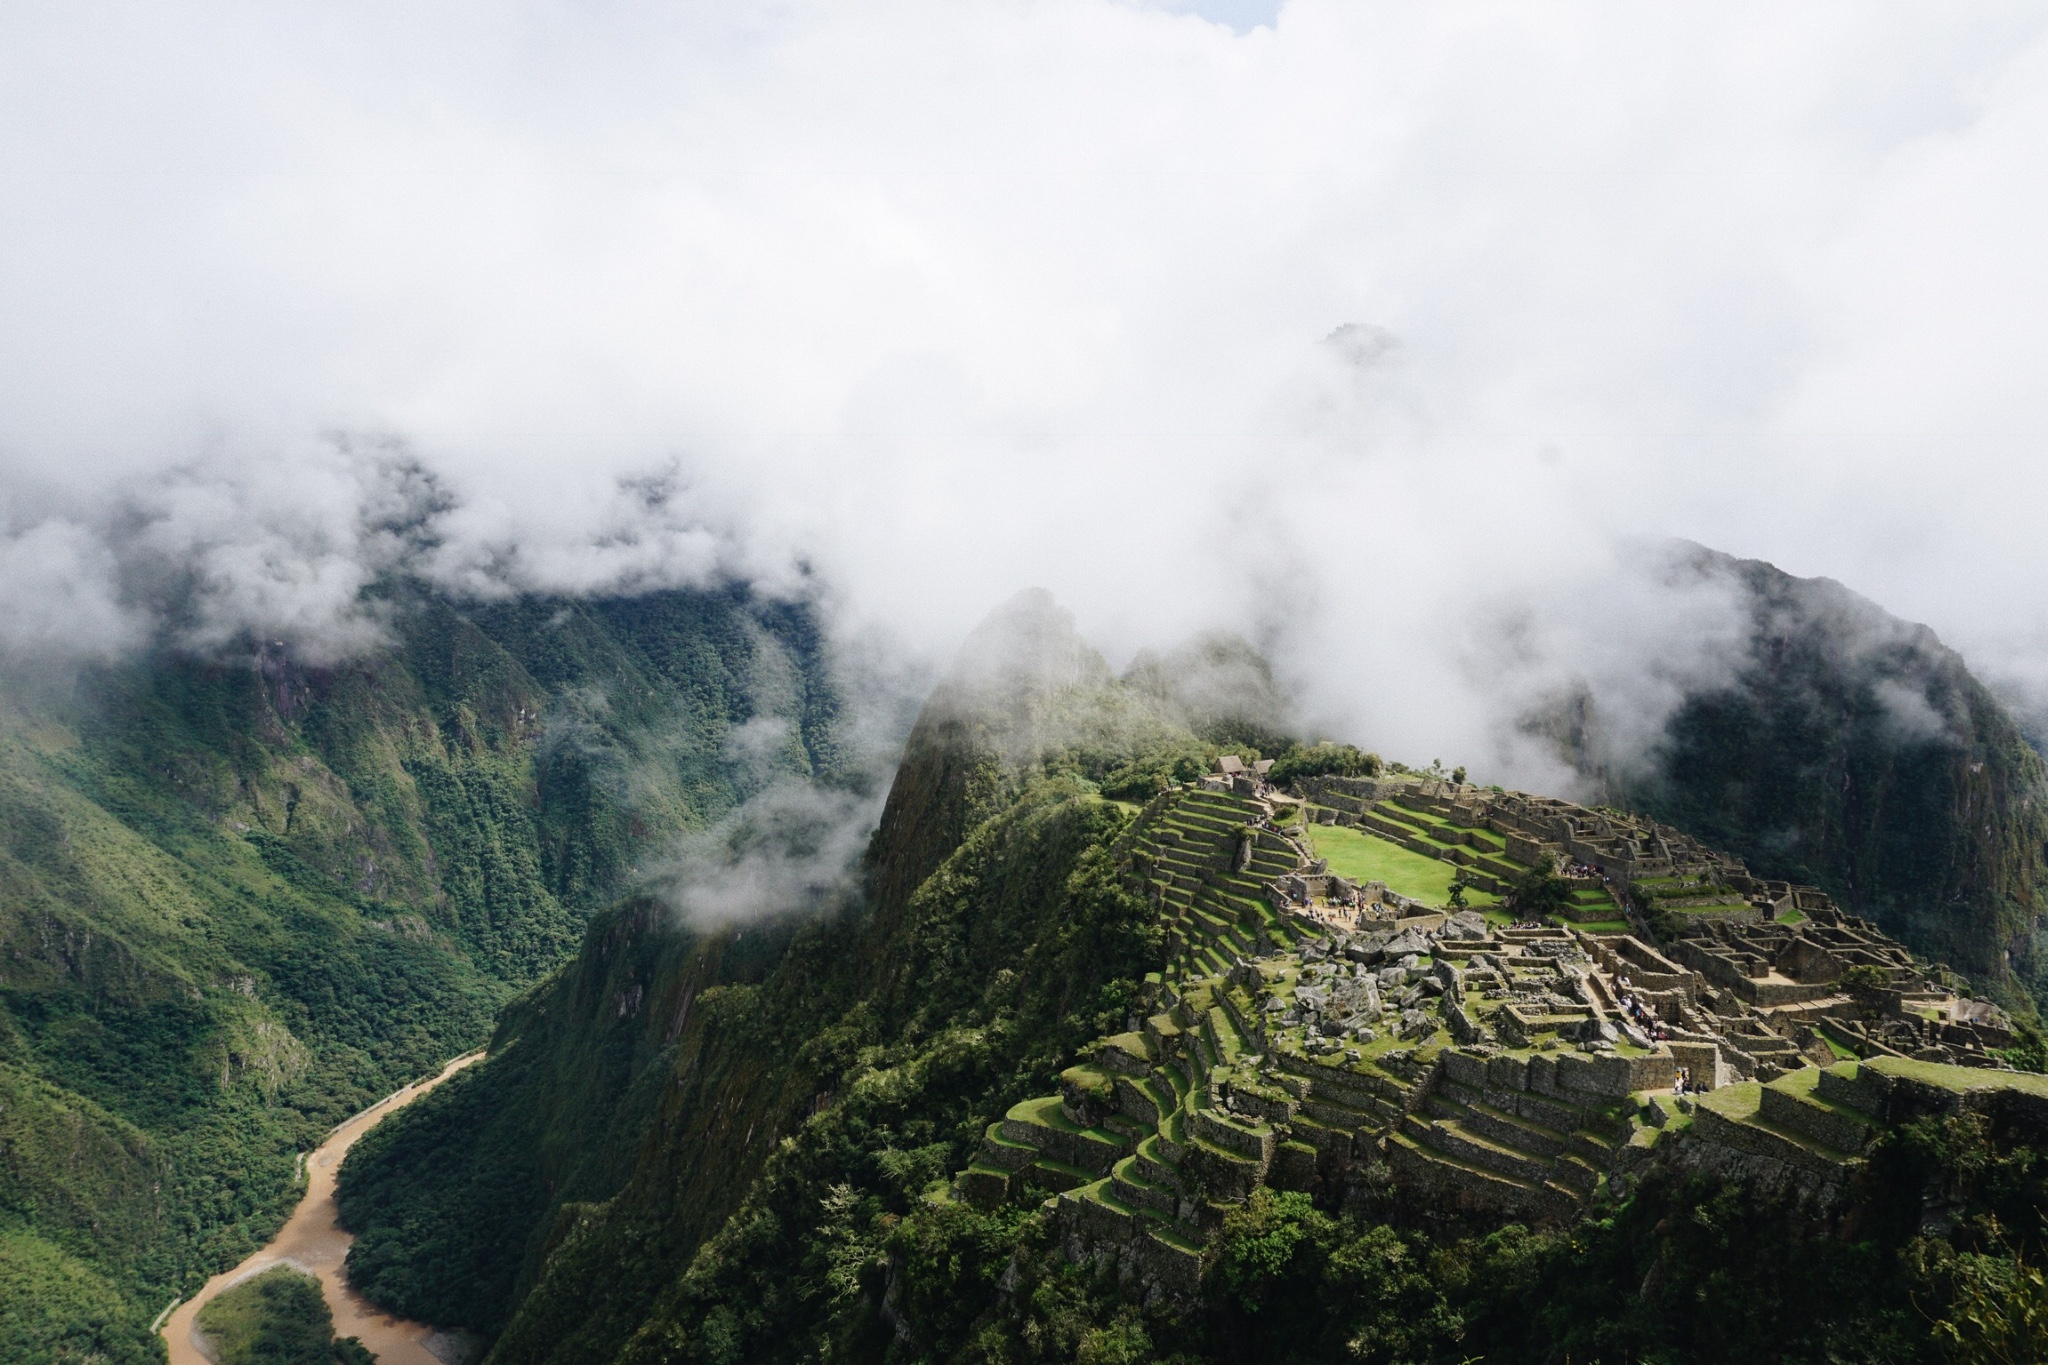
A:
950,773,2034,1305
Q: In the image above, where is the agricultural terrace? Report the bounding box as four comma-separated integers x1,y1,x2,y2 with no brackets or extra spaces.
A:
950,762,2030,1307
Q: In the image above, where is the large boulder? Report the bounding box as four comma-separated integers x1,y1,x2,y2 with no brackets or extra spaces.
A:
1442,910,1488,941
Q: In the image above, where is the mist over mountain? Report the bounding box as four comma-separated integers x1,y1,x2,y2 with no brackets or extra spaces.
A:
4,2,2048,748
1529,544,2048,1005
328,586,2048,1365
0,582,857,1358
8,3,2048,1361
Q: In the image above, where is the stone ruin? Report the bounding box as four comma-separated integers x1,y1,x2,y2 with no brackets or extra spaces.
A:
947,773,2036,1306
1297,773,1772,917
1200,752,1274,797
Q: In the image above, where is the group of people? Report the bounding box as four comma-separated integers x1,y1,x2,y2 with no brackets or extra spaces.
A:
1671,1066,1701,1095
1616,984,1670,1042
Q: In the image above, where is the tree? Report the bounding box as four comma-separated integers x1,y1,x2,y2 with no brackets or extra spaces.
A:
1446,880,1469,910
1506,868,1573,921
1841,963,1893,1020
1451,765,1467,785
1997,1020,2048,1074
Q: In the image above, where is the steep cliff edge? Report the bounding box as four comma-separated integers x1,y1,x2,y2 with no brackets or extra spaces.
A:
1615,546,2048,1004
336,591,1175,1359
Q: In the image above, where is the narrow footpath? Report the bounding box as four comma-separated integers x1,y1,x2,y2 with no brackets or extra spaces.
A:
162,1050,487,1365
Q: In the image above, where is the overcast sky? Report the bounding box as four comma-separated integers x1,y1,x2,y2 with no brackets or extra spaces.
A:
3,1,2048,783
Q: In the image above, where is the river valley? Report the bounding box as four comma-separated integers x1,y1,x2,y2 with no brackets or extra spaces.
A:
160,1051,486,1365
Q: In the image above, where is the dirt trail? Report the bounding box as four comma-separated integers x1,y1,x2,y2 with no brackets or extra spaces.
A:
162,1050,486,1365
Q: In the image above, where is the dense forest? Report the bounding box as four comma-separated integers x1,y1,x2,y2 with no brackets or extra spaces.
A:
340,592,2048,1364
0,583,842,1361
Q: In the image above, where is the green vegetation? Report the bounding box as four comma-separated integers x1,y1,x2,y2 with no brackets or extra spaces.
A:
338,778,1160,1355
25,570,2048,1363
855,1102,2048,1365
1503,867,1574,920
0,583,839,1355
334,609,2048,1365
0,1227,159,1365
1266,742,1380,786
1622,550,2048,1009
1094,740,1217,801
195,1267,372,1365
1301,823,1499,907
1997,1020,2048,1073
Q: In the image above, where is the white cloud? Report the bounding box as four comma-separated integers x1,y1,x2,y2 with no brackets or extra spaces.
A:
0,1,2046,773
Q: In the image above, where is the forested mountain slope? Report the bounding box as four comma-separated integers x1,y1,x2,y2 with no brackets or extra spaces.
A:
338,590,2048,1365
0,584,837,1363
1615,546,2048,1005
336,590,1188,1358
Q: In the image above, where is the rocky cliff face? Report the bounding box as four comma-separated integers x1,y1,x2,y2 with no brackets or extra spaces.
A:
1609,547,2048,1004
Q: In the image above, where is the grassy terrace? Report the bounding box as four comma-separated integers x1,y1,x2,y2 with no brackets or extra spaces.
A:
1863,1055,2048,1098
1387,798,1509,849
1302,821,1500,906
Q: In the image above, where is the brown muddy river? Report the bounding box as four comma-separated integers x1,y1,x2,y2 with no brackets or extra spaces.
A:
162,1050,485,1365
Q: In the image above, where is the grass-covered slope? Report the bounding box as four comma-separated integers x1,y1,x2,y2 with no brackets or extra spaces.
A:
0,582,836,1361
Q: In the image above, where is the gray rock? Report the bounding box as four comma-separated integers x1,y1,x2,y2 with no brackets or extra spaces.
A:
1384,929,1430,958
1443,910,1488,940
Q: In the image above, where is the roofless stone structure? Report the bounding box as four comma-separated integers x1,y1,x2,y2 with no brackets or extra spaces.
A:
949,766,2037,1304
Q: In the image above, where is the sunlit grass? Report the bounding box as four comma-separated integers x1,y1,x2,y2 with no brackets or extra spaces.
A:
1301,821,1499,907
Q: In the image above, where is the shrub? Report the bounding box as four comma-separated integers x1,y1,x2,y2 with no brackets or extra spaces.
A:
1268,743,1382,786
